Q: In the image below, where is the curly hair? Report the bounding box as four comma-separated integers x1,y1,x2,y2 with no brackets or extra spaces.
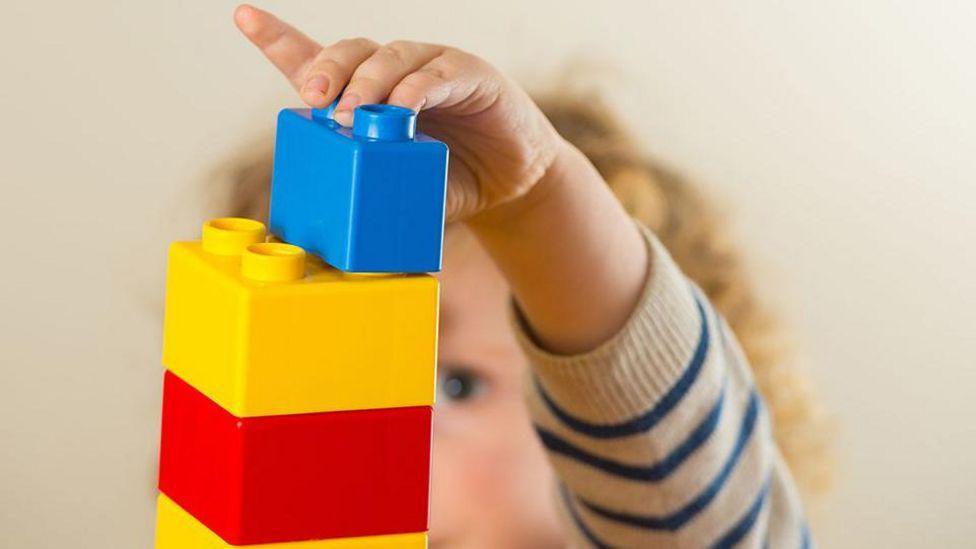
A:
215,93,834,500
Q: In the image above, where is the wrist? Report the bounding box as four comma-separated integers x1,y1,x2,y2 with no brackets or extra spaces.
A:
464,134,650,354
466,137,583,237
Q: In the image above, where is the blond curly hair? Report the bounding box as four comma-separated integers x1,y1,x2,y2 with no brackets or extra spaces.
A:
217,93,834,500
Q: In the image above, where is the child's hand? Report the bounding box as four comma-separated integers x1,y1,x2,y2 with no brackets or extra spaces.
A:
234,4,564,222
235,4,647,354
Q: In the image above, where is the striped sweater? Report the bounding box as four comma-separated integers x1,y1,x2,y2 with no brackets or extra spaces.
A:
514,225,809,548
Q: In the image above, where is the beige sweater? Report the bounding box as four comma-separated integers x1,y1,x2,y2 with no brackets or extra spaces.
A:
515,226,809,548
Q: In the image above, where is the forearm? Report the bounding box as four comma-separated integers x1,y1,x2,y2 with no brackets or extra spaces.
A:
468,139,649,355
515,227,810,547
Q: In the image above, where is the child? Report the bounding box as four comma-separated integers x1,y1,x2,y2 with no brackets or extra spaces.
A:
226,5,831,547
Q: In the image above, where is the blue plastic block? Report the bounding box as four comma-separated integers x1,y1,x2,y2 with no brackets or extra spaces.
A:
269,104,449,273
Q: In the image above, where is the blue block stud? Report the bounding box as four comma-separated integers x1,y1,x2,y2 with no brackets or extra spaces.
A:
269,103,449,273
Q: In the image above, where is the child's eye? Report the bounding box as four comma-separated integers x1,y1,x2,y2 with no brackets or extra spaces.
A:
438,367,485,404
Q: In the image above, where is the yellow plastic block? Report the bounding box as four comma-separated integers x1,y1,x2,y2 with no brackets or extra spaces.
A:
162,218,438,417
155,494,428,549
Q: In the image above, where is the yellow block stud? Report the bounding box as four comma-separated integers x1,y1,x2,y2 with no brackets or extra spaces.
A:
202,217,266,255
155,494,428,549
162,218,438,417
242,243,306,282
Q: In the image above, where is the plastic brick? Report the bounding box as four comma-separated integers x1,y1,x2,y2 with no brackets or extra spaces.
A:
269,104,448,273
158,372,432,545
161,218,439,417
155,494,428,548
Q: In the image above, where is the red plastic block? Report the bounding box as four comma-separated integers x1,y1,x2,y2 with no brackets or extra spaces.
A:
158,371,431,545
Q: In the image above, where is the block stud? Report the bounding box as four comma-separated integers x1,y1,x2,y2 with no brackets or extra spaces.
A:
242,243,306,282
352,104,416,141
202,218,266,256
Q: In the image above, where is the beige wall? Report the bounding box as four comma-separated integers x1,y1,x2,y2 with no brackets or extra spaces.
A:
2,1,974,547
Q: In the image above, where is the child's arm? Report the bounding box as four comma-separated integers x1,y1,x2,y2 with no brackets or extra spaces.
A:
514,225,811,547
233,4,647,355
234,5,810,546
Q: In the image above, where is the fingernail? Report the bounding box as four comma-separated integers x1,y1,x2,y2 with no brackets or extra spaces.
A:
334,92,360,127
333,110,353,127
301,76,330,106
233,5,257,32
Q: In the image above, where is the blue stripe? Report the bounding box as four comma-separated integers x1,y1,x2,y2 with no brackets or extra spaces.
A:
535,375,728,481
577,389,762,530
534,295,711,439
559,484,615,549
711,475,772,549
800,522,812,549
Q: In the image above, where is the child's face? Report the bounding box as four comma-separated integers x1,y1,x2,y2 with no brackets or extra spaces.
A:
429,226,566,548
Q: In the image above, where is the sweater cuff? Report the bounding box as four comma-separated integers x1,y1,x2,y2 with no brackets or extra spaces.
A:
512,222,704,425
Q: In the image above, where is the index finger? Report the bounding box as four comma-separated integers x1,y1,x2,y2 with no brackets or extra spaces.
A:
234,4,322,89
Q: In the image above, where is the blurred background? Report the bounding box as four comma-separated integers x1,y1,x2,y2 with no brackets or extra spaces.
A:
2,1,974,547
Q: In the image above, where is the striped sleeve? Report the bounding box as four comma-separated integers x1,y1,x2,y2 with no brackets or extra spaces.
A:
513,223,810,548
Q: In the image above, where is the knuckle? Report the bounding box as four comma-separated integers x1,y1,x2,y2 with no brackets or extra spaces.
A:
417,64,450,82
377,41,415,65
406,70,442,86
347,75,382,91
312,57,345,76
444,48,486,71
334,36,378,51
350,36,379,49
441,46,469,61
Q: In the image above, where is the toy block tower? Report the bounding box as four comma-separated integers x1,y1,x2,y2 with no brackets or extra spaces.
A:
155,103,447,548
